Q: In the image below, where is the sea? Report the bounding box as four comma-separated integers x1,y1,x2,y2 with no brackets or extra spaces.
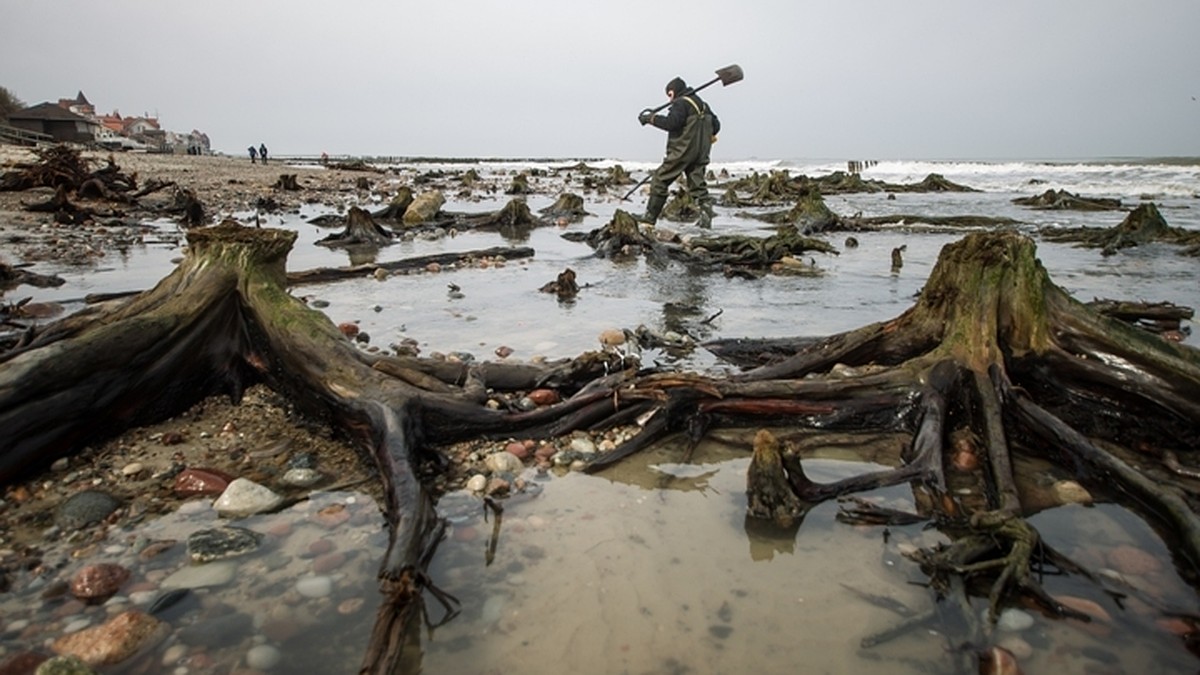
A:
3,156,1200,674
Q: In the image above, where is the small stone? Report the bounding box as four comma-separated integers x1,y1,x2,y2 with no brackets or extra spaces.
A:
465,474,487,492
525,389,560,406
494,345,514,358
312,552,347,574
173,468,234,497
245,644,282,670
1052,479,1092,505
120,462,145,477
313,503,350,528
282,468,322,487
485,451,523,474
337,597,366,615
995,608,1035,632
51,610,169,667
1054,594,1113,623
187,527,263,563
56,490,121,530
296,575,334,598
1107,544,1161,576
504,441,530,460
338,322,359,338
160,560,237,589
307,539,335,556
70,563,131,602
373,268,389,281
569,437,597,455
213,478,283,518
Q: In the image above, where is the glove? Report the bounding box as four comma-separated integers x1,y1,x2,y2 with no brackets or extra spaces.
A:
638,109,654,126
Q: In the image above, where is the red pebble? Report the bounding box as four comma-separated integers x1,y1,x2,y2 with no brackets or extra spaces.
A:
70,563,131,601
526,389,560,406
173,468,234,497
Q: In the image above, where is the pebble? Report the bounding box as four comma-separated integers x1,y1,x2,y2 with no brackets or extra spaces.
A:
173,468,234,497
569,437,597,455
213,478,284,518
1052,479,1093,505
484,451,523,474
187,526,263,562
296,576,334,599
50,610,169,667
160,560,237,589
995,608,1035,632
1107,544,1161,576
161,643,188,666
282,468,323,487
245,644,282,670
62,618,92,634
56,490,121,530
70,563,131,602
465,474,488,492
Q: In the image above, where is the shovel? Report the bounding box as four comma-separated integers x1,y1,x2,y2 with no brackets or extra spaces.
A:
644,64,744,115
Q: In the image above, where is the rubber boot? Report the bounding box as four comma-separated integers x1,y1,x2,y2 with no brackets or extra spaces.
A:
697,203,715,229
635,194,666,225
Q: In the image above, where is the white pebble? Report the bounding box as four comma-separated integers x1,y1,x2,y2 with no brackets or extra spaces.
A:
162,643,188,665
63,617,92,633
569,437,597,455
995,608,1035,632
296,575,333,598
246,643,283,670
122,462,144,476
466,474,488,492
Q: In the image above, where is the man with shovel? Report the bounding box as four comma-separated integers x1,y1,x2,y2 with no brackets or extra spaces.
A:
636,76,722,228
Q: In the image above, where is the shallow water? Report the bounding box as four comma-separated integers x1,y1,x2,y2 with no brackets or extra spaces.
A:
5,436,1198,673
2,159,1199,672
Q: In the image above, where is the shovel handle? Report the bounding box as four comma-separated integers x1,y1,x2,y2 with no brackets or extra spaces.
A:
620,174,653,201
646,75,723,115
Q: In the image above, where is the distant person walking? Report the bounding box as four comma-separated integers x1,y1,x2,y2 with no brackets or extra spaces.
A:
259,144,269,165
248,145,258,164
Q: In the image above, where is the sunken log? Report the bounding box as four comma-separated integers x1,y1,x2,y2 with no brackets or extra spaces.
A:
286,245,535,285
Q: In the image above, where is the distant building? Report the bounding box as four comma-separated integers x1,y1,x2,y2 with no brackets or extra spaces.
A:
7,102,101,143
57,91,95,118
6,91,212,154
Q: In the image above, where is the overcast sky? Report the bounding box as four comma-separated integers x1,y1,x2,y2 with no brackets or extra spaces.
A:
4,1,1198,161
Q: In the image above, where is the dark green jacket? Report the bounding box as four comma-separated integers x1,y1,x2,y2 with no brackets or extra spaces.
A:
650,93,720,164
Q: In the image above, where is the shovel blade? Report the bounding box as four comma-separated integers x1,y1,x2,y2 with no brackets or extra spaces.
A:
716,64,744,86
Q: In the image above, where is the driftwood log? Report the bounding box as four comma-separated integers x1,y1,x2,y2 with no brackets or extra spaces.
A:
2,225,1200,669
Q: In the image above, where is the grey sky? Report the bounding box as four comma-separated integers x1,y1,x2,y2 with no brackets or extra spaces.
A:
4,0,1198,161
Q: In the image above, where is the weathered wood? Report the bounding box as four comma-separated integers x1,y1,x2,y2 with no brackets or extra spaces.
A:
4,226,1200,668
286,245,534,285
